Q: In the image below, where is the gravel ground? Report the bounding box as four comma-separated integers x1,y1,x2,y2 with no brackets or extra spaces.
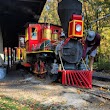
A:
0,70,110,110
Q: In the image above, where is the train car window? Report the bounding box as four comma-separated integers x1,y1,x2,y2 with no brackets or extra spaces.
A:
54,30,59,33
31,28,38,40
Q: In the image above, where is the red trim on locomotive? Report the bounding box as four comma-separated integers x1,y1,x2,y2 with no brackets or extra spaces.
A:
25,23,62,52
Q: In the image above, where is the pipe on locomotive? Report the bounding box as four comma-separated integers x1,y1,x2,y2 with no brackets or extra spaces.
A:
58,0,82,37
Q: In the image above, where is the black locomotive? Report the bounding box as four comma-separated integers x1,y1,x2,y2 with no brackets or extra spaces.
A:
57,0,84,70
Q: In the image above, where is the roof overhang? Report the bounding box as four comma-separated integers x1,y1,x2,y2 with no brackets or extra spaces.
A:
0,0,46,47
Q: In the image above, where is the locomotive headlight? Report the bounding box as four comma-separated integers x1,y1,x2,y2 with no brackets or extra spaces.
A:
76,24,82,32
69,18,83,38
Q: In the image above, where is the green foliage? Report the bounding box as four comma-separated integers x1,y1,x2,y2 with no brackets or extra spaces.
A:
100,27,110,55
83,0,110,31
83,0,110,70
39,0,61,26
96,58,110,70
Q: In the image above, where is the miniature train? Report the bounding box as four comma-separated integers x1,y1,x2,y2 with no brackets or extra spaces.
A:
20,13,84,73
17,0,93,88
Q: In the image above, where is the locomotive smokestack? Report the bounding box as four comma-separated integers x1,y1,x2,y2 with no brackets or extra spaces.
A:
58,0,82,37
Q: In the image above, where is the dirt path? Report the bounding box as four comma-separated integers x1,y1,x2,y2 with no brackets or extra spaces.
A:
0,70,110,110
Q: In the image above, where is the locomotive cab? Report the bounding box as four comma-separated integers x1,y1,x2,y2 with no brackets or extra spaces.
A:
23,23,62,75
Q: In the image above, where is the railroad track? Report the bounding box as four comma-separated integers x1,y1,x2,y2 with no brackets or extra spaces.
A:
79,81,110,100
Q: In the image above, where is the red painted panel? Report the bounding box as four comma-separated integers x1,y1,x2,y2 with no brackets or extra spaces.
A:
60,70,93,89
25,23,62,52
71,14,82,20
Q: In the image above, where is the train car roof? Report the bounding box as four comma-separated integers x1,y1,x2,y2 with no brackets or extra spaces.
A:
24,22,62,28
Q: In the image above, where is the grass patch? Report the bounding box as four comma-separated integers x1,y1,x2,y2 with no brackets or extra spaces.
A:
0,95,48,110
0,95,30,110
0,95,76,110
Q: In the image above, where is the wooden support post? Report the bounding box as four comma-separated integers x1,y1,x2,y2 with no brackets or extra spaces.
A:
15,47,17,61
11,48,13,67
13,49,15,63
4,47,6,63
7,47,9,74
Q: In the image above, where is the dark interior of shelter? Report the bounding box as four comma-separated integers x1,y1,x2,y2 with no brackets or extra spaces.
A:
0,0,46,47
